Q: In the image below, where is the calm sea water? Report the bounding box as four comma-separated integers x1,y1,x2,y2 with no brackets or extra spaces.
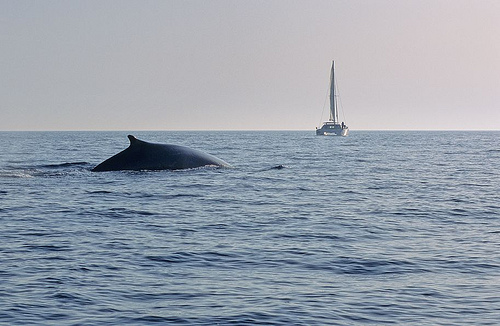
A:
1,130,500,325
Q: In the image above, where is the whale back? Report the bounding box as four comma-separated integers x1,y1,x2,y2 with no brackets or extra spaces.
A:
92,135,230,172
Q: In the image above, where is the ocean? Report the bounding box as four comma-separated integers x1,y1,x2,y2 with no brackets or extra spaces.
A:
1,130,499,325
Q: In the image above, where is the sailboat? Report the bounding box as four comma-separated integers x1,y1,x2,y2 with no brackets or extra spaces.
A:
316,61,349,136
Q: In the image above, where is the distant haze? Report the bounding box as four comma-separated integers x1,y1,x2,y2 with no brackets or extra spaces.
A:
1,0,499,131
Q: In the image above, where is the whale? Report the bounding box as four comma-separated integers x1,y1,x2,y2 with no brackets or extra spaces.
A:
92,135,231,172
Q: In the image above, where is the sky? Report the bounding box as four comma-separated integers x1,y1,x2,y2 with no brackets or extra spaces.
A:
1,0,499,131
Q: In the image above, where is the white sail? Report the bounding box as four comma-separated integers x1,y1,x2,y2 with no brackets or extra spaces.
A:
330,61,337,123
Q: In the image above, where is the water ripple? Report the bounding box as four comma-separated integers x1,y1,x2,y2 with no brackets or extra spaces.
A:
1,131,500,325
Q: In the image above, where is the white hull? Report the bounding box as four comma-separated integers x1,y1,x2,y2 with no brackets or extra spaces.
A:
316,123,349,136
320,129,349,136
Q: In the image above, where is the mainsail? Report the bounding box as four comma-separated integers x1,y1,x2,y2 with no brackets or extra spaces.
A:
329,61,338,124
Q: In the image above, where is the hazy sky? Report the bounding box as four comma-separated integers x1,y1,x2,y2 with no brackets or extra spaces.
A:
1,0,499,131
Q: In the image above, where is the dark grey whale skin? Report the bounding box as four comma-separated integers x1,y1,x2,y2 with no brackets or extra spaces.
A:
92,135,231,172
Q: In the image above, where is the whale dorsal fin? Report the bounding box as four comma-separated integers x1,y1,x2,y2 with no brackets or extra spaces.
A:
127,135,139,145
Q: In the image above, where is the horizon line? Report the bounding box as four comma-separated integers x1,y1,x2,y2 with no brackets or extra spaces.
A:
1,129,499,132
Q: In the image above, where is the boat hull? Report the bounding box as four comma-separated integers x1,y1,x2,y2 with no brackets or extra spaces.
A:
316,123,349,136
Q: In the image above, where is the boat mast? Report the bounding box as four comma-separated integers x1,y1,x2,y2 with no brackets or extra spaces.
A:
329,61,338,123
